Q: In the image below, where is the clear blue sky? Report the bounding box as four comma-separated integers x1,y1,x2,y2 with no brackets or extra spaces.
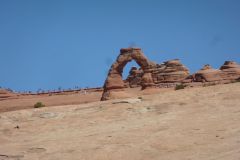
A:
0,0,240,92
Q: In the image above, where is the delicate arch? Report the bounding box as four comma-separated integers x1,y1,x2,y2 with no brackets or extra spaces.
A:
101,48,154,100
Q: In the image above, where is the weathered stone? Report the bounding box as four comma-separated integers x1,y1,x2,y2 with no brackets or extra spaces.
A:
141,72,155,89
194,65,222,82
124,67,143,88
159,59,190,83
101,48,154,101
220,61,240,80
193,62,240,83
125,59,190,85
101,48,239,101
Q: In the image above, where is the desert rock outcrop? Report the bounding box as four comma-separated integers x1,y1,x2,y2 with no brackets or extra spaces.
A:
124,59,190,88
151,59,189,83
194,64,222,82
101,48,155,101
194,62,240,83
101,48,240,101
220,61,240,80
124,67,143,88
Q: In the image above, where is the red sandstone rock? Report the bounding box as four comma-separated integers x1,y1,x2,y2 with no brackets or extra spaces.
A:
193,62,240,83
194,64,222,82
182,75,194,83
124,59,190,87
101,48,239,101
124,67,143,88
152,59,189,83
220,61,240,80
101,48,154,101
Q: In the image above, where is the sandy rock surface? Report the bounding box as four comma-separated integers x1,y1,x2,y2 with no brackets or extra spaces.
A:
0,83,240,160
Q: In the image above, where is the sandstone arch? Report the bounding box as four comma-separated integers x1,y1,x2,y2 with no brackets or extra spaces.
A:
101,48,155,101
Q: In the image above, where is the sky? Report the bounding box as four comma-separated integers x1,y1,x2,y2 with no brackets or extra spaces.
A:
0,0,240,92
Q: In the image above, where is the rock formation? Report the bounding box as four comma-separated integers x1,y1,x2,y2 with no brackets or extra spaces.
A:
101,47,240,101
193,62,240,83
101,48,155,101
194,64,222,82
124,67,143,88
220,61,240,80
124,59,190,87
151,59,189,83
124,61,240,87
101,48,190,100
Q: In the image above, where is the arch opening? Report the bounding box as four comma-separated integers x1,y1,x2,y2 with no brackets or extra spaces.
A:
122,60,140,80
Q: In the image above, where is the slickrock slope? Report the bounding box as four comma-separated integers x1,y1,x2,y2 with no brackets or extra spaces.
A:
0,83,240,160
0,88,103,113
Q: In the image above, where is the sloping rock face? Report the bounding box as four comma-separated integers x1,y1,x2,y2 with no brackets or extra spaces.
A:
101,48,155,101
220,61,240,80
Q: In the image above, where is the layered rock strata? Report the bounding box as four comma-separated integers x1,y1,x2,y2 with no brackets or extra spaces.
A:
193,62,240,83
220,61,240,80
151,59,189,83
194,64,222,82
124,67,143,88
124,61,240,87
